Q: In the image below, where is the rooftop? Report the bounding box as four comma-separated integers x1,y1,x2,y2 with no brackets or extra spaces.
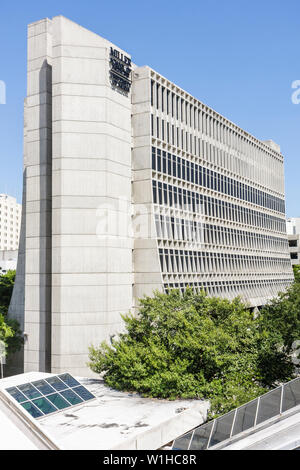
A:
0,372,209,450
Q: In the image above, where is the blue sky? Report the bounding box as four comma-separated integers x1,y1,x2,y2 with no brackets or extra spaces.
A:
0,0,299,216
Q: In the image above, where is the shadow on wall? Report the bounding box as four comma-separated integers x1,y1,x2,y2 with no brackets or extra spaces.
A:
5,58,53,377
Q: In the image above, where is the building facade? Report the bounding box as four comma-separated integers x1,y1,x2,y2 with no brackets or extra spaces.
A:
8,16,293,377
287,218,300,265
0,195,21,251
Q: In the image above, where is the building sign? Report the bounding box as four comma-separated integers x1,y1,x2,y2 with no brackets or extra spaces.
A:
110,47,132,94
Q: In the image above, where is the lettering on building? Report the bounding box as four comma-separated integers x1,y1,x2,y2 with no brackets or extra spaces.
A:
109,47,132,94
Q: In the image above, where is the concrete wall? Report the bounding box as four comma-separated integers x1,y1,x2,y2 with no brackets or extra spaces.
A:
50,17,133,375
131,66,163,305
23,19,53,373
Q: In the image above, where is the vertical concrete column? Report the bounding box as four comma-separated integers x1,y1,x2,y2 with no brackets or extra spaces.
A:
24,19,52,372
51,16,133,375
131,67,163,303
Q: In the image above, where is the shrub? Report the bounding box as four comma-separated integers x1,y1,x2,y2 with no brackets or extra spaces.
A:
89,288,296,416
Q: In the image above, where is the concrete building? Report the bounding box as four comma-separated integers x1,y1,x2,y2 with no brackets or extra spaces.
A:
287,217,300,236
0,195,21,251
286,218,300,265
8,16,293,377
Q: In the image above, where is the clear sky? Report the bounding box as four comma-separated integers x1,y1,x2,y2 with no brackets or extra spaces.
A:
0,0,299,216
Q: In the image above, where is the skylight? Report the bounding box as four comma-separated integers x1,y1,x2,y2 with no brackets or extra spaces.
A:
6,373,95,419
172,376,300,450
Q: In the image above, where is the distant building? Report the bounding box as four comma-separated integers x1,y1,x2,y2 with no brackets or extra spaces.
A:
0,195,21,251
0,250,18,274
287,217,300,236
287,218,300,265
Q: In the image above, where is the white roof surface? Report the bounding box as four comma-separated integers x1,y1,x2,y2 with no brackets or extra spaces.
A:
0,372,209,450
0,402,38,450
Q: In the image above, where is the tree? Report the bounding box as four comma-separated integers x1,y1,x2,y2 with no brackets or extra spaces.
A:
88,288,295,417
0,270,23,357
293,265,300,283
0,270,16,315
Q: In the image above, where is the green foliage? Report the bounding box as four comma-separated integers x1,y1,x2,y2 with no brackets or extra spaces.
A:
0,270,16,315
293,264,300,283
0,270,23,355
89,288,298,417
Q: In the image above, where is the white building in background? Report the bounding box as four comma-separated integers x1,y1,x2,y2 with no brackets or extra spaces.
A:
0,195,21,251
287,217,300,236
286,217,300,265
0,250,18,274
8,16,293,377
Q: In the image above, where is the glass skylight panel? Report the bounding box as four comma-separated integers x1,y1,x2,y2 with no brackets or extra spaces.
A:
256,387,282,425
6,387,27,404
21,401,43,418
209,410,235,446
282,378,300,412
58,373,80,388
45,376,68,391
173,431,193,450
32,379,55,396
72,385,95,401
172,378,300,450
18,383,42,400
47,393,70,410
32,397,57,415
189,422,213,450
60,389,83,405
5,374,96,419
232,399,257,436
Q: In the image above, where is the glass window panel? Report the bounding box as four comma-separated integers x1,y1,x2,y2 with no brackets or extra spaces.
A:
46,376,68,391
72,385,95,401
18,383,42,400
232,399,258,436
189,422,213,450
61,389,83,405
256,388,282,425
32,380,55,396
32,397,57,415
21,401,43,418
6,387,27,403
46,393,70,410
282,380,300,412
209,411,235,447
172,431,193,450
58,373,80,388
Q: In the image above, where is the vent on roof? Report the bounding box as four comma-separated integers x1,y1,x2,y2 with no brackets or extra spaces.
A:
6,373,95,419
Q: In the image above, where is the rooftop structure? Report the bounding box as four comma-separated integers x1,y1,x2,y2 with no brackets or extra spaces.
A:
171,376,300,450
0,372,209,450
